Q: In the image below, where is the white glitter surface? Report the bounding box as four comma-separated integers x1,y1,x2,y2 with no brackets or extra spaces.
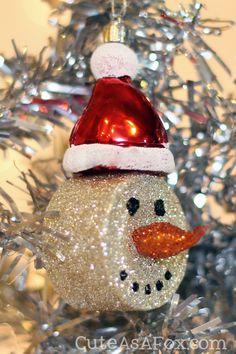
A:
42,173,188,311
90,42,139,79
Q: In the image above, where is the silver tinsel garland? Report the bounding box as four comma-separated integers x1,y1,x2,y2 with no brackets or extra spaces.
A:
0,0,235,353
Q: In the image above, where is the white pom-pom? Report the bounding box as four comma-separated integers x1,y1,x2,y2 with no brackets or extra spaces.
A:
90,42,139,79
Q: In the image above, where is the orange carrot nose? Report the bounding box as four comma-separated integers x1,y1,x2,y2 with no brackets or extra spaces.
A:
131,222,208,259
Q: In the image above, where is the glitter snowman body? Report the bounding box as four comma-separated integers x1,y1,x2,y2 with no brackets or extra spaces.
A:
43,173,188,311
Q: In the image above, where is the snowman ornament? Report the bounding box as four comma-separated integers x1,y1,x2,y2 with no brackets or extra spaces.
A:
42,27,207,311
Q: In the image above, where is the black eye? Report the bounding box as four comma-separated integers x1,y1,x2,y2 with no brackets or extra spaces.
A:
154,199,165,216
126,197,139,216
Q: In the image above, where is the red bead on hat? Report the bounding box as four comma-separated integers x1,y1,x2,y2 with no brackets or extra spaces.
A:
63,76,175,174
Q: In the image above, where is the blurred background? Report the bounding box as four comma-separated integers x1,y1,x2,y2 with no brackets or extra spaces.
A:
0,0,235,93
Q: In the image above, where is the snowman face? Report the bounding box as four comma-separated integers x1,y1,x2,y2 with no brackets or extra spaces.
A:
43,173,188,311
103,173,188,310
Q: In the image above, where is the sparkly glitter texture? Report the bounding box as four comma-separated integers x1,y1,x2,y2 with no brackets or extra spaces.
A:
42,173,188,311
131,222,208,259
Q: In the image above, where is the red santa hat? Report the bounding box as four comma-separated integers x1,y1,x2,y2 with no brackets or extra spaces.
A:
63,75,175,174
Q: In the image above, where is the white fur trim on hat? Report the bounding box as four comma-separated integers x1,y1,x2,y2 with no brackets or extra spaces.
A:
63,144,175,174
90,42,139,80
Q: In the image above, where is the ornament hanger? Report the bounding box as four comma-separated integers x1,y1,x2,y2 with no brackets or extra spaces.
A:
110,0,127,19
104,0,129,43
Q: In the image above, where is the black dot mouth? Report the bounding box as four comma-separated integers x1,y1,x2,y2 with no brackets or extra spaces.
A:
156,280,164,291
145,284,152,295
132,282,139,292
165,270,172,280
119,269,173,294
120,270,128,281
